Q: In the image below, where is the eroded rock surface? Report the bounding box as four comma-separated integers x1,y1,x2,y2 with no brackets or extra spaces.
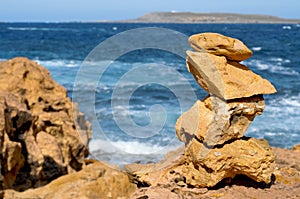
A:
4,161,136,199
131,147,299,199
185,138,275,187
0,93,31,189
176,95,264,145
0,58,91,190
189,32,253,61
126,137,275,189
293,144,300,152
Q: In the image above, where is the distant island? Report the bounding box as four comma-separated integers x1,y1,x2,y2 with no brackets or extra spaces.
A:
115,12,300,24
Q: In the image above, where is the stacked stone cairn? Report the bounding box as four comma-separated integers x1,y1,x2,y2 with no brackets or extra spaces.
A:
126,33,277,188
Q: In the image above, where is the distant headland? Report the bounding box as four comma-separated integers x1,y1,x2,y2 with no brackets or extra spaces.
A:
113,12,300,24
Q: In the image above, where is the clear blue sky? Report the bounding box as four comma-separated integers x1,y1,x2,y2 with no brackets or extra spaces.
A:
1,0,299,22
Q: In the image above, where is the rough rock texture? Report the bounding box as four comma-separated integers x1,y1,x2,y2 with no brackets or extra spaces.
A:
130,147,299,199
0,93,31,189
125,146,186,187
4,161,137,199
186,51,277,100
189,33,253,61
293,144,300,152
0,58,92,190
185,138,275,187
126,137,275,188
176,95,264,145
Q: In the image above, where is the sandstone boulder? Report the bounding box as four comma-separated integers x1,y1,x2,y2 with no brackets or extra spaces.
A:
126,137,275,188
0,58,92,190
189,32,253,61
186,51,277,100
131,147,300,199
185,137,275,187
176,95,265,146
4,161,137,199
293,144,300,152
125,146,186,187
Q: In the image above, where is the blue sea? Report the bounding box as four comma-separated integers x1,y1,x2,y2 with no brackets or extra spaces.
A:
0,23,299,165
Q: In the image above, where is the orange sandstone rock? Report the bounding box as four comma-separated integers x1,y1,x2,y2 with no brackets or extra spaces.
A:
126,137,275,188
4,161,136,199
186,51,277,100
189,32,253,61
0,58,91,190
176,95,264,146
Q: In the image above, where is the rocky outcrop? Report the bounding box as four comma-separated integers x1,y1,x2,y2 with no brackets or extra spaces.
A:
130,147,299,199
5,147,299,199
188,33,253,61
0,93,28,190
0,58,91,190
127,33,277,190
4,160,136,199
0,93,31,190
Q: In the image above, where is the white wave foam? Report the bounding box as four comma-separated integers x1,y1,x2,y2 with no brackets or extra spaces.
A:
268,94,300,115
89,139,180,155
8,27,39,31
277,95,300,108
282,26,292,30
248,94,300,147
251,47,262,51
35,59,81,68
269,57,291,64
270,57,283,62
89,140,182,165
265,132,277,136
245,59,299,76
0,58,80,68
252,60,269,70
7,27,73,31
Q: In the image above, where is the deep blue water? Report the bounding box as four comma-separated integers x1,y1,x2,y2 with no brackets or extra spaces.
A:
0,23,299,164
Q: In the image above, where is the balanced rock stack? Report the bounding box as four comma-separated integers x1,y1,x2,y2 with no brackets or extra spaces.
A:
177,33,277,147
126,33,277,188
176,32,277,186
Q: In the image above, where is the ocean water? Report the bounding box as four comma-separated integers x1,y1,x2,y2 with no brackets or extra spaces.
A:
0,23,299,165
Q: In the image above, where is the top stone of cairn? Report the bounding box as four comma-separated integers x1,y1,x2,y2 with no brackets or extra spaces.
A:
189,33,253,61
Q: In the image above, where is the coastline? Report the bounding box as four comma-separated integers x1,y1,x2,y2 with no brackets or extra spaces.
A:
112,12,300,24
1,21,300,198
2,12,300,24
0,12,300,24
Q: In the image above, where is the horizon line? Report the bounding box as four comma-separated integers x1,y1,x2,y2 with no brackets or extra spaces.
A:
1,11,300,23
